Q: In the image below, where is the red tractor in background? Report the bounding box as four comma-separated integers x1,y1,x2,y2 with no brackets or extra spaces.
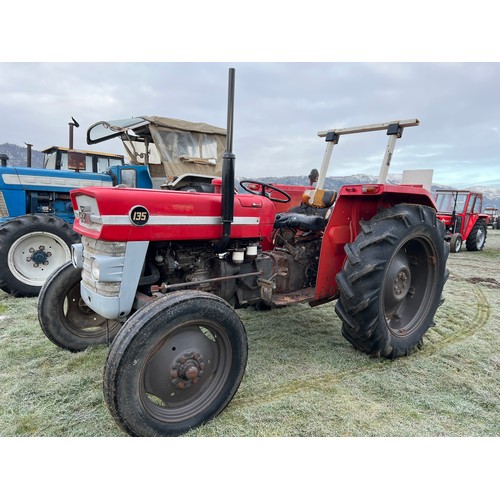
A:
38,69,449,437
434,189,489,253
484,206,499,230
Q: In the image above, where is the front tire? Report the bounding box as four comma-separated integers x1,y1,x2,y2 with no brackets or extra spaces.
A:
38,261,122,352
0,214,79,297
335,204,449,359
449,233,462,253
104,291,248,437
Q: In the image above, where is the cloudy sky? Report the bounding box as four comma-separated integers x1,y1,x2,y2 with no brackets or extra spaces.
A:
2,62,499,188
2,3,499,189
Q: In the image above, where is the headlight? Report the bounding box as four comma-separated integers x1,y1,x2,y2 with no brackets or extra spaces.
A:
71,243,84,268
87,254,125,282
90,258,100,280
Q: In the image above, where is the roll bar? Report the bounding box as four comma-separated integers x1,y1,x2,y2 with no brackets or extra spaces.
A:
316,118,420,188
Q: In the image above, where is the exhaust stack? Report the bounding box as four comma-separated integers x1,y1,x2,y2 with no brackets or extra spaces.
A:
25,143,33,167
68,117,80,149
214,68,236,253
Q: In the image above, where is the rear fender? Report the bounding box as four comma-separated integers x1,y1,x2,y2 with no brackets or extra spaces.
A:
314,184,437,302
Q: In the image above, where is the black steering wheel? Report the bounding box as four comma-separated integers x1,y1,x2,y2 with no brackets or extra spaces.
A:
239,180,292,203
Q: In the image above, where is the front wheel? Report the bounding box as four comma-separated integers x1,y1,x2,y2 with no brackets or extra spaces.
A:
38,261,122,352
104,291,248,437
449,233,462,253
0,215,79,297
335,204,449,359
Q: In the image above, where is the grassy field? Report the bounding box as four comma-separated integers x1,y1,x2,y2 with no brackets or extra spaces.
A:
1,232,499,438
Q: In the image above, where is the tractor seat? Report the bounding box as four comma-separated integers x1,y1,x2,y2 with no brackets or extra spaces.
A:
300,188,337,210
274,212,327,232
290,188,337,216
273,188,337,231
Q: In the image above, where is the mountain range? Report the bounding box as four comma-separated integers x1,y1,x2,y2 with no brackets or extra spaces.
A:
0,143,44,167
247,174,500,208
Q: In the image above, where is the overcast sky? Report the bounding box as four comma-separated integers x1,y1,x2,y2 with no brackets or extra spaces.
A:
1,62,499,188
2,3,499,189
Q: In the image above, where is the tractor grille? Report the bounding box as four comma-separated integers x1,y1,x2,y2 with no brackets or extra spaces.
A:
81,236,126,297
0,192,9,217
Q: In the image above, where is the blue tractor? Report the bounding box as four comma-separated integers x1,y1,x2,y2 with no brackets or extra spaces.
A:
0,116,227,296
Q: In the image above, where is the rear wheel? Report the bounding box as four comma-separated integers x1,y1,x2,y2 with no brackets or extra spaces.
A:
104,291,248,437
465,219,487,251
449,233,462,253
335,204,449,359
0,214,79,297
38,261,122,352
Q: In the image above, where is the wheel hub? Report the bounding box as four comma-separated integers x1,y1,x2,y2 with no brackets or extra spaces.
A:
170,351,205,389
476,228,485,248
393,270,410,296
384,252,412,314
27,246,52,267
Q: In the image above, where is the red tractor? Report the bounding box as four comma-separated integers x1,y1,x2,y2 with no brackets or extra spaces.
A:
484,206,499,230
434,189,489,253
38,69,449,437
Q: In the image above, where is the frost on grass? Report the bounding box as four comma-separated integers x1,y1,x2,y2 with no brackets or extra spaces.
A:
1,233,500,437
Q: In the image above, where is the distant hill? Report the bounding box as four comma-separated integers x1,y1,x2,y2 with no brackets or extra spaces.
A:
246,174,500,209
1,142,500,208
0,143,44,168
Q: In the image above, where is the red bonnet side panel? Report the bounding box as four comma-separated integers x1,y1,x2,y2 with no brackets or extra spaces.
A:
71,187,277,243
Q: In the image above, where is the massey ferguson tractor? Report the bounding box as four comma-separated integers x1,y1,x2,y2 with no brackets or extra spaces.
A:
0,116,222,297
38,69,449,437
434,189,489,253
484,206,499,230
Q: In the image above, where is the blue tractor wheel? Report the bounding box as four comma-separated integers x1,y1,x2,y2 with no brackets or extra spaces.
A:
0,214,79,297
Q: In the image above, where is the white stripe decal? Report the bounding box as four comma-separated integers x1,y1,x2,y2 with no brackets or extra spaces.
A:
99,215,260,226
2,173,113,189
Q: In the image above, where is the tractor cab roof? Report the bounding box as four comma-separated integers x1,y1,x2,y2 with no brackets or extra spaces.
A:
86,116,227,180
41,145,124,159
435,189,483,196
86,116,226,144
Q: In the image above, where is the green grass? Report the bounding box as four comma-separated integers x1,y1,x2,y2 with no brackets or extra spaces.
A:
1,232,500,437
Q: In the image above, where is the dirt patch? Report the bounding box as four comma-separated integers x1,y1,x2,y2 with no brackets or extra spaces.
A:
465,277,500,289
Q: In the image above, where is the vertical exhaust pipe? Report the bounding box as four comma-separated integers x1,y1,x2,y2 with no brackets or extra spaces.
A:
214,68,236,253
68,117,80,149
25,143,32,167
0,154,8,167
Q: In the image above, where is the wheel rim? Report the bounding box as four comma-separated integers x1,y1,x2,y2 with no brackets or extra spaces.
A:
383,236,437,339
61,281,117,339
139,320,232,423
454,236,462,253
476,227,485,248
8,231,71,286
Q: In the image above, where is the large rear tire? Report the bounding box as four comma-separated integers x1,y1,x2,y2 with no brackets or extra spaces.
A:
0,214,79,297
104,291,248,437
38,261,122,352
465,219,487,251
335,204,449,359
